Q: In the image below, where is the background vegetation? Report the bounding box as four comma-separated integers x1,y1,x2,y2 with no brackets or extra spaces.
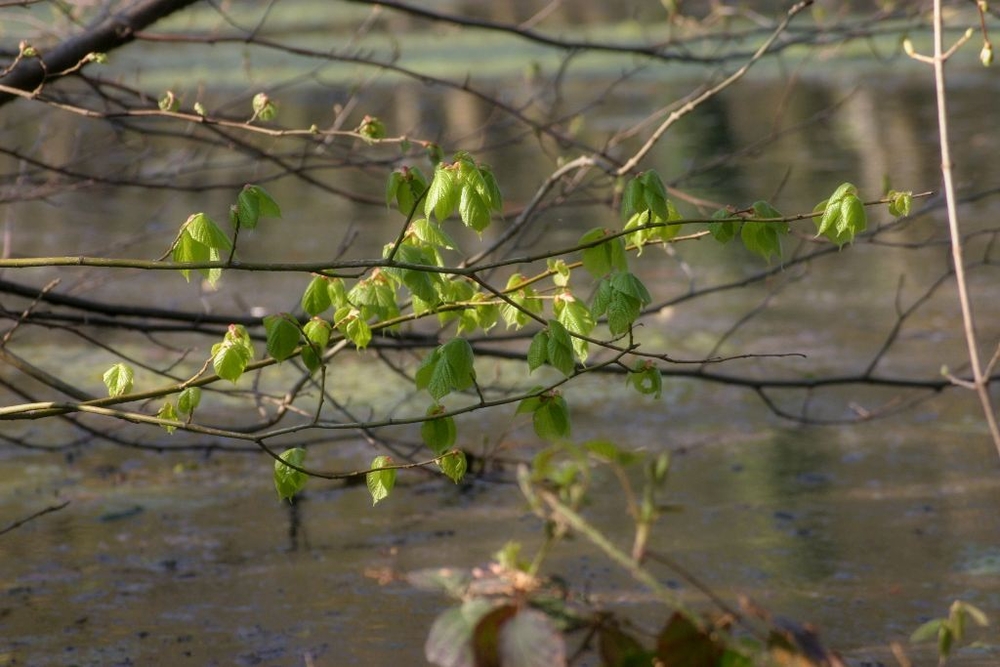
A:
1,1,998,665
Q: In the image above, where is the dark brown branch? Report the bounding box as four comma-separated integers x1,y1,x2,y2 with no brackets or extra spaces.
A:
0,0,202,107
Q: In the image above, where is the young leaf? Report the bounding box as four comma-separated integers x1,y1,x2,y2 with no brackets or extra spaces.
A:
609,271,652,306
741,222,783,262
367,455,396,505
751,200,783,219
626,361,663,399
412,218,457,250
385,170,404,208
184,212,232,251
102,362,133,397
527,330,549,372
211,324,254,383
621,175,646,221
580,227,628,279
303,317,331,350
251,92,276,121
245,184,281,218
177,387,201,415
171,229,208,282
274,447,307,502
888,190,912,217
554,294,595,363
422,406,457,455
605,291,643,337
263,314,300,362
479,165,503,212
500,274,543,329
459,185,491,232
157,401,178,434
708,209,738,243
344,312,372,350
425,164,460,222
301,275,333,316
439,450,467,484
533,394,570,441
546,320,576,377
236,188,260,230
415,338,476,400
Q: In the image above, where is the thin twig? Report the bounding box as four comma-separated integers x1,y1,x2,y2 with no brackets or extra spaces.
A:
0,501,70,537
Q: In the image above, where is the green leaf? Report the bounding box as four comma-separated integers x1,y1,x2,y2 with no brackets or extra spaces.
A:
500,274,543,329
750,200,783,219
459,185,491,232
814,182,865,246
184,212,231,251
211,324,254,383
422,406,457,454
546,320,576,377
412,217,457,250
386,170,405,210
626,361,663,399
888,190,913,217
177,387,201,415
327,277,348,310
597,272,650,336
605,291,642,336
425,164,460,222
548,258,571,287
357,114,386,141
244,184,280,218
640,170,669,206
479,165,503,212
102,362,133,397
171,229,207,282
439,450,467,484
527,330,549,372
301,346,321,373
236,188,260,230
580,227,628,279
837,193,867,239
303,317,331,350
415,338,476,401
367,455,396,505
252,92,276,121
708,209,738,243
741,222,783,262
340,308,372,349
274,447,307,502
157,401,178,434
533,394,570,441
623,210,654,250
263,314,300,362
554,294,595,363
609,271,652,305
301,275,333,316
654,199,683,243
621,176,646,221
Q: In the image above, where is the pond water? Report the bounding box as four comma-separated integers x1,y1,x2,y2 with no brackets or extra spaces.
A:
2,9,1000,666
